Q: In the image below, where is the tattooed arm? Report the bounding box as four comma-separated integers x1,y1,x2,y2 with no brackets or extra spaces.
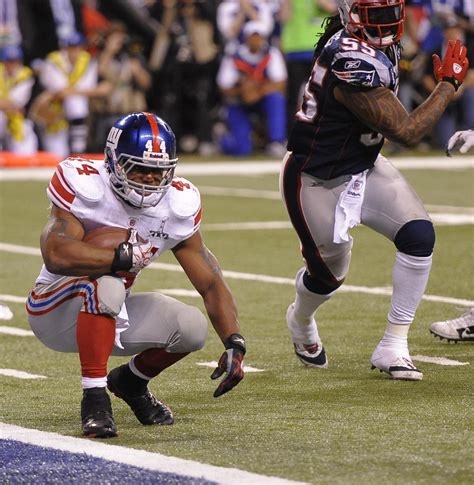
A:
40,205,115,275
172,231,240,342
333,81,455,146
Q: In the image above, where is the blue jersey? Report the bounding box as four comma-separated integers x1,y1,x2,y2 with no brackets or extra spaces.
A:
287,29,400,179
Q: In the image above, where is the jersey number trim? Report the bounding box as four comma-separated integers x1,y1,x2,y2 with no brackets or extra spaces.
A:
76,163,99,176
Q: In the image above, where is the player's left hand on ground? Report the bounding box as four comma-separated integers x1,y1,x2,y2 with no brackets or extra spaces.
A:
211,333,246,397
446,129,474,156
432,39,469,91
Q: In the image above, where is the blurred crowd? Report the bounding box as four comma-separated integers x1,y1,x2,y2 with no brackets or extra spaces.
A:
0,0,473,158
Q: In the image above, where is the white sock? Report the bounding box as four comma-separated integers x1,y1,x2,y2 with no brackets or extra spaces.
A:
81,376,107,389
379,323,409,350
388,252,432,325
293,267,334,325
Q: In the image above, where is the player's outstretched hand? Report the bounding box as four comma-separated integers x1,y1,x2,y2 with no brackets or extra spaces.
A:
446,129,474,156
432,39,469,91
112,229,154,273
211,333,246,398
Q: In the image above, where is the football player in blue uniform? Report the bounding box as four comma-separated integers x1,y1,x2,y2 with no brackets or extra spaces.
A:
280,0,469,380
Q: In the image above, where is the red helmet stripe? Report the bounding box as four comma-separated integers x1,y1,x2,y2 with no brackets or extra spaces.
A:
143,112,160,151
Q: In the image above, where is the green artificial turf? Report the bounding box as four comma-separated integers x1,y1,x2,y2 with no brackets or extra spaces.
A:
0,166,473,484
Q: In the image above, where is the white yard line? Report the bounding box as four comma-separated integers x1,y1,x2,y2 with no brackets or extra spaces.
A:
0,294,26,303
1,242,473,307
0,369,46,379
202,213,473,230
200,186,282,200
0,326,33,336
157,288,200,298
205,221,293,230
0,156,473,181
0,423,305,485
197,362,265,373
412,355,470,366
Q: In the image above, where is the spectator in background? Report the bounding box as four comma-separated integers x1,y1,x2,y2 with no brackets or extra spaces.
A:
0,45,38,154
90,22,151,151
17,0,84,65
147,0,221,155
34,31,110,158
217,0,274,54
280,0,337,131
216,20,287,157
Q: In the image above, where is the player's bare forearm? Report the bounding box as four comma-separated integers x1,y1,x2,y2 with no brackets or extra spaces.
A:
41,206,115,276
173,233,240,342
334,82,455,146
197,248,240,342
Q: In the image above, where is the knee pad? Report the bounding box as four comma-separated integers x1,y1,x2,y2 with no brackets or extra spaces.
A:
96,275,126,317
172,306,208,353
394,220,435,257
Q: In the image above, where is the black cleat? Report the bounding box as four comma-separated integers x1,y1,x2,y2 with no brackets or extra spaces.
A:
107,365,174,426
81,387,117,438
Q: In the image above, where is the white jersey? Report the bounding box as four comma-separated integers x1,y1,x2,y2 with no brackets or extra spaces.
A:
35,157,202,286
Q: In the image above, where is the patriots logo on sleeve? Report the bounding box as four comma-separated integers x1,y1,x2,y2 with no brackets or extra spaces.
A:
333,68,376,87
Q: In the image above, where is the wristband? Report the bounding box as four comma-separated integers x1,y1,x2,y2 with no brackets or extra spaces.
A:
224,333,246,354
441,76,460,91
111,242,133,272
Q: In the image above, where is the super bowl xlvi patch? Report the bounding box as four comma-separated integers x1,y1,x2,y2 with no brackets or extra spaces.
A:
149,217,169,239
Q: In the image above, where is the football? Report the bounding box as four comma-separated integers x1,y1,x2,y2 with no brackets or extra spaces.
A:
83,226,130,249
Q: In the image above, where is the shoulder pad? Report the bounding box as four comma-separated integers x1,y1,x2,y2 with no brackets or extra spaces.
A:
46,158,105,211
168,177,201,220
331,37,395,89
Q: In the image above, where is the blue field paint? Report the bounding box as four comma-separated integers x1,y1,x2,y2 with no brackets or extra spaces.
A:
0,439,217,484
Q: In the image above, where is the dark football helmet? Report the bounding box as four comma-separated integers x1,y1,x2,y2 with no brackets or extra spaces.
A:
336,0,405,47
105,112,178,208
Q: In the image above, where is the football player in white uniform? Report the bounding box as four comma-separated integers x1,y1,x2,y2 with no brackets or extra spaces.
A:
27,112,246,438
430,129,474,343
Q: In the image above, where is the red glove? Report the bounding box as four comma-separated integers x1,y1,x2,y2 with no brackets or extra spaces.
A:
211,333,246,397
432,39,469,91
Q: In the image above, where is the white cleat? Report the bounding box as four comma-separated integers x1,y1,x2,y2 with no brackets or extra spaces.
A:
287,304,328,368
370,345,422,381
430,309,474,343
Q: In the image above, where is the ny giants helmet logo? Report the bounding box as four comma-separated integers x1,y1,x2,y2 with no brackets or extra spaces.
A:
106,127,123,150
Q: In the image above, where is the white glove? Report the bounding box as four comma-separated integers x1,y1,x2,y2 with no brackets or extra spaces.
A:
112,229,154,273
446,129,474,156
128,229,154,273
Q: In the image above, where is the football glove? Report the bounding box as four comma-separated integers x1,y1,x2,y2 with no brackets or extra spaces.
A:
446,129,474,156
432,39,469,91
111,229,154,273
211,333,246,398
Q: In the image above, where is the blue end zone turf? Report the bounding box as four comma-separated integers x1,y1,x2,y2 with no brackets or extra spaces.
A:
0,439,217,484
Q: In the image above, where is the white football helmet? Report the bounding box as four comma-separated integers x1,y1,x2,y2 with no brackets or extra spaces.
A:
336,0,405,47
